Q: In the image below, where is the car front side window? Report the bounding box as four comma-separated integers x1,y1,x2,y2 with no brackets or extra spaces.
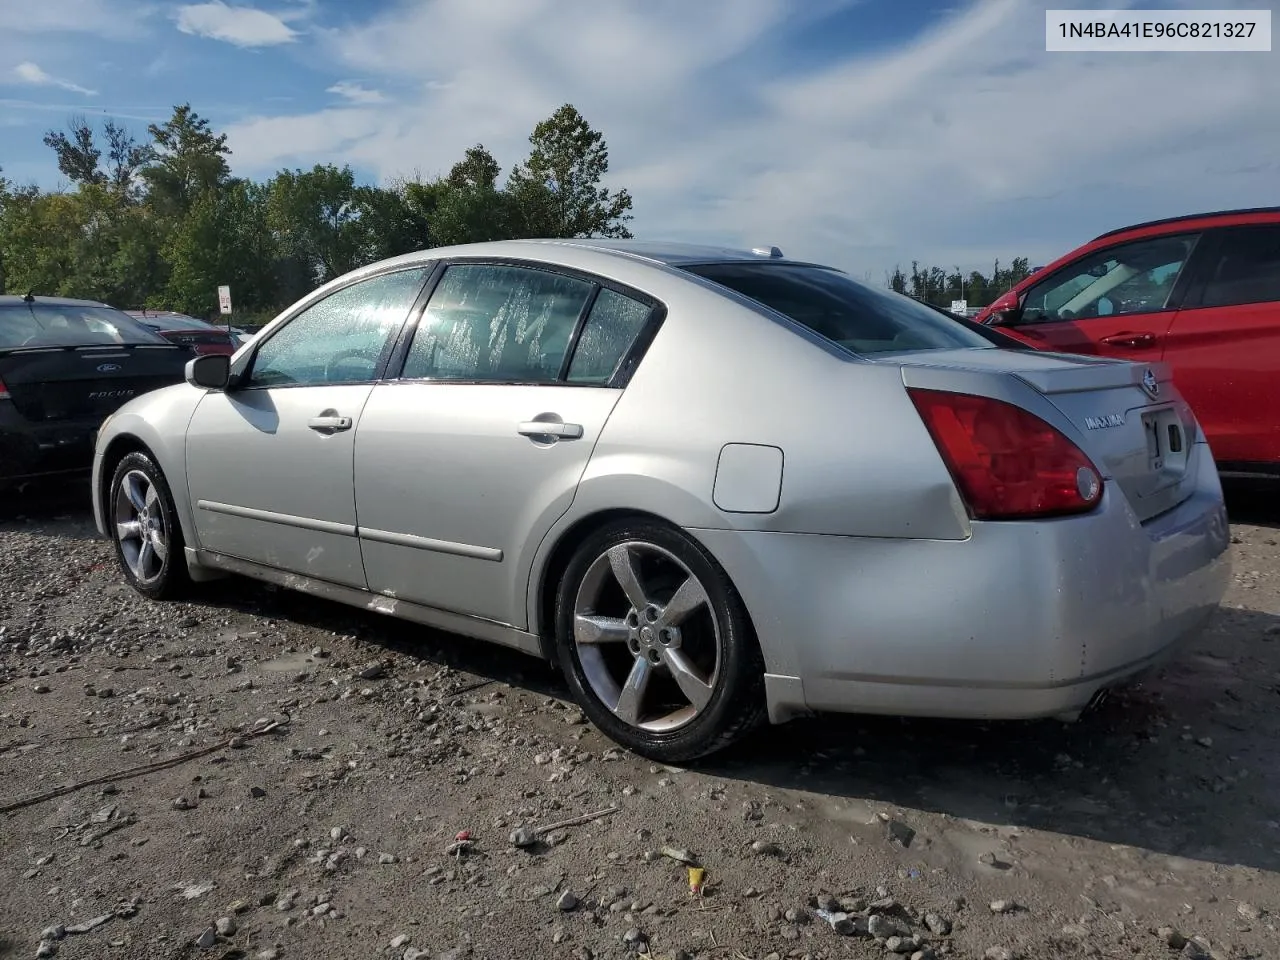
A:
247,268,429,388
401,264,593,382
1019,234,1199,324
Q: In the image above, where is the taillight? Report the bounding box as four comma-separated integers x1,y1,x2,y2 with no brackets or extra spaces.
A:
0,376,9,401
907,387,1103,520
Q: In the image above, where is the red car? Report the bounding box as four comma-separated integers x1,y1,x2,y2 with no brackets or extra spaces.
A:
126,310,238,356
975,207,1280,477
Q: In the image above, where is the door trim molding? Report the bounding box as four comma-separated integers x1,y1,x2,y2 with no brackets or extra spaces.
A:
359,526,504,562
195,499,357,538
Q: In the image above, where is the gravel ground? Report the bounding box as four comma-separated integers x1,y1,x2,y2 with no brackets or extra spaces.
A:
1,480,1278,960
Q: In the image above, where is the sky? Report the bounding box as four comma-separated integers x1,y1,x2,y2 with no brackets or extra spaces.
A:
0,0,1276,284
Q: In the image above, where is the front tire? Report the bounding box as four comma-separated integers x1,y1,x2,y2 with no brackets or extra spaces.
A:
107,451,191,601
554,519,766,762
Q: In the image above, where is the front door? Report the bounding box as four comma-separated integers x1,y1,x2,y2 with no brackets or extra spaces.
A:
354,262,659,627
1003,232,1202,364
185,267,430,586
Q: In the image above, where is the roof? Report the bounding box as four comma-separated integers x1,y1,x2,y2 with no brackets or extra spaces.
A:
1093,206,1280,241
502,238,794,266
0,295,110,308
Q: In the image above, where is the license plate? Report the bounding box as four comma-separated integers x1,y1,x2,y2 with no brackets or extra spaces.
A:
1142,407,1187,475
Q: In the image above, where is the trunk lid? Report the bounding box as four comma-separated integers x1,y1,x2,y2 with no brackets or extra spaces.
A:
886,348,1199,523
0,343,190,422
154,328,236,355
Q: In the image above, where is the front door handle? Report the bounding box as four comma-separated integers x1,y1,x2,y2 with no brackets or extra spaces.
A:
517,420,583,440
1100,331,1157,348
308,415,353,433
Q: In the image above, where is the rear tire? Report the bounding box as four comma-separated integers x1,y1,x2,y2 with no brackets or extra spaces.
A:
107,451,191,601
554,519,766,762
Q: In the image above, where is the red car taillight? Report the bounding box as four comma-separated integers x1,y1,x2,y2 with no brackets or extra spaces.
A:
0,376,9,401
907,387,1103,521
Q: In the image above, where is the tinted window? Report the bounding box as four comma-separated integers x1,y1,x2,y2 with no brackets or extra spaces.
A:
1020,234,1198,324
567,288,653,384
402,264,593,382
248,268,428,387
684,263,994,355
0,304,167,349
1198,226,1280,308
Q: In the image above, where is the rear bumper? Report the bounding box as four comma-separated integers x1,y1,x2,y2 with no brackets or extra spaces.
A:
0,405,100,483
694,446,1232,723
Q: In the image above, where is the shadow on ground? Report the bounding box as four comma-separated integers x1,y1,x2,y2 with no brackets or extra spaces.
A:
4,476,1279,875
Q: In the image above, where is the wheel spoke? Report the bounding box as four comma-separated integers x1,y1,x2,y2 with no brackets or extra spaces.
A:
659,575,708,629
116,520,142,542
150,530,168,562
124,474,148,512
143,484,159,511
134,538,155,579
665,648,713,712
574,614,630,645
613,657,651,725
608,545,649,611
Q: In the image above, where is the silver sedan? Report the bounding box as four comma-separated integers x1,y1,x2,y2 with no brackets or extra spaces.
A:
91,240,1232,760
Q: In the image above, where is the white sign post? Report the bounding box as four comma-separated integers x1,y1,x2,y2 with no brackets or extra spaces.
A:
217,285,233,315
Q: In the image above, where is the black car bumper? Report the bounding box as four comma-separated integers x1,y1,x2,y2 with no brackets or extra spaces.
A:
0,404,102,483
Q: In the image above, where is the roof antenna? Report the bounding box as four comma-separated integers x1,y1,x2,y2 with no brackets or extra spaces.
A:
751,246,784,259
22,290,35,303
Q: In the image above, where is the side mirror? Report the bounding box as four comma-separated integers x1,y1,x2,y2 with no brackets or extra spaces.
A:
985,290,1023,326
186,354,231,390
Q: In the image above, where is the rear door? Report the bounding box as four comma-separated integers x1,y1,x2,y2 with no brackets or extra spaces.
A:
184,267,430,587
1001,232,1203,362
354,262,661,628
1164,224,1280,468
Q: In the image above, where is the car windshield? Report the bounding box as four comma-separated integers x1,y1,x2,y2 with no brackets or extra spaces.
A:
683,263,996,355
0,304,168,349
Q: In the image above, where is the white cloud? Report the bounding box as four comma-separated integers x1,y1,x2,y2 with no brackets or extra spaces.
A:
12,61,97,96
223,0,1280,278
174,1,301,48
326,81,386,105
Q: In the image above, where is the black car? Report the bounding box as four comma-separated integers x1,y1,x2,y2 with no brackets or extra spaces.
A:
1,296,192,489
126,310,242,355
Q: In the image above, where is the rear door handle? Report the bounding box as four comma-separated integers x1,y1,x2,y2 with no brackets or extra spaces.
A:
517,420,583,440
308,415,353,433
1100,331,1157,348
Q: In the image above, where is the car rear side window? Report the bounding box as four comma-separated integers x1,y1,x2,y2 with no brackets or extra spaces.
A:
248,268,429,387
403,264,593,382
683,263,993,355
566,288,652,384
1,304,166,349
1197,225,1280,308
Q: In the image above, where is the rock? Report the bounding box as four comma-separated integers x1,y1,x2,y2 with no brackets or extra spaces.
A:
924,913,951,936
989,899,1019,914
979,851,998,866
784,908,806,923
390,935,410,949
886,819,915,847
330,826,346,842
509,826,537,848
815,909,856,935
256,950,280,960
984,949,1015,960
1158,927,1187,949
557,891,580,912
751,839,782,857
65,914,113,934
36,942,57,959
622,928,646,947
379,853,398,864
1236,901,1262,921
172,796,194,810
215,917,237,936
32,683,50,694
660,846,697,864
195,926,218,949
357,662,385,680
1181,942,1211,960
911,951,937,960
40,926,65,942
868,914,909,939
886,935,920,953
250,786,267,798
403,950,428,960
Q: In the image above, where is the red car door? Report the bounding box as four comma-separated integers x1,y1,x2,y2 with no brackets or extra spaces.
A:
997,232,1202,365
1163,224,1280,469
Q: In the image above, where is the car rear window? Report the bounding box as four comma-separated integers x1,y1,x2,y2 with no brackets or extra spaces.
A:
0,304,168,349
683,263,997,355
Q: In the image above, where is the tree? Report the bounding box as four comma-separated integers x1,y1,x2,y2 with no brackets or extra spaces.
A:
506,104,633,239
142,104,231,216
103,120,155,197
43,116,106,186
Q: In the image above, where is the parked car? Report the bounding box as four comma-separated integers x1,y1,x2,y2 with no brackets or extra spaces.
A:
975,207,1280,477
127,310,240,356
92,240,1230,760
1,296,192,489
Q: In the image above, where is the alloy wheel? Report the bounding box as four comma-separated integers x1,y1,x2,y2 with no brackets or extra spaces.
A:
114,469,168,584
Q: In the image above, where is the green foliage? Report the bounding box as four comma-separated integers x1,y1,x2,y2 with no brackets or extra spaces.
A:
3,100,636,315
888,256,1034,309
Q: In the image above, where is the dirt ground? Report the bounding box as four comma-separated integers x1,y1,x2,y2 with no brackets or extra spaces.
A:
1,481,1277,960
